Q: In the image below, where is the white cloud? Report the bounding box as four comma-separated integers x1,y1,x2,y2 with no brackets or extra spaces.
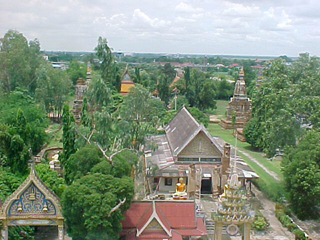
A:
1,0,320,55
133,9,170,28
175,2,203,13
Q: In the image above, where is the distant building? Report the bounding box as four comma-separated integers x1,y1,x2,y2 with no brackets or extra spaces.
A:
51,62,68,70
120,66,135,95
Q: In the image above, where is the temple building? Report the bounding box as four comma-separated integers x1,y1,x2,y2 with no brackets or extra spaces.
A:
120,66,135,95
220,68,251,130
144,106,258,199
0,167,64,240
120,200,207,240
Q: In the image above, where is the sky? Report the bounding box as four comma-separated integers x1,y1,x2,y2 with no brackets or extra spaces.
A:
1,0,320,56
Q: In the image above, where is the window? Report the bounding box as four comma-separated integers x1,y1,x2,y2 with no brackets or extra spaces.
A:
165,178,172,186
178,158,199,162
200,158,221,162
153,178,159,183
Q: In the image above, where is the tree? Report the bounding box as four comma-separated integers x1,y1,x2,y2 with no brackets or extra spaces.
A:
60,104,76,180
188,107,209,127
282,131,320,219
65,145,103,184
80,97,92,128
67,60,86,85
157,74,170,105
35,164,66,198
119,84,166,148
62,173,134,240
0,30,31,92
198,79,217,110
35,62,72,118
95,37,113,83
87,74,113,111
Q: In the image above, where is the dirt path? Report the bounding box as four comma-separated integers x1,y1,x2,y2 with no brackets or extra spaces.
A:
252,185,294,240
235,147,281,181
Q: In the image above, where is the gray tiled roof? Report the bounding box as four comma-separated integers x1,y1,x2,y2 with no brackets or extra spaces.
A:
165,107,200,156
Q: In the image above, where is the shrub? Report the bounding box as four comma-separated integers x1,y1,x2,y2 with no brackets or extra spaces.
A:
292,229,307,240
252,216,268,231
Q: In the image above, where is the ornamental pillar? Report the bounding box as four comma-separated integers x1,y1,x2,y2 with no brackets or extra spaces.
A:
1,224,8,240
243,222,251,240
58,225,64,240
214,222,222,240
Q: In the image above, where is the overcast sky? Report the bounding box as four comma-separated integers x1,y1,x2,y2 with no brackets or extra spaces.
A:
1,0,320,56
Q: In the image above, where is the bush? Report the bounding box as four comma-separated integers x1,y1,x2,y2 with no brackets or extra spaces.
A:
292,229,307,240
252,216,268,231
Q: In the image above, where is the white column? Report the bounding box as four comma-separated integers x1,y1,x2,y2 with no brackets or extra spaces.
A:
1,225,8,240
58,225,64,240
243,222,251,240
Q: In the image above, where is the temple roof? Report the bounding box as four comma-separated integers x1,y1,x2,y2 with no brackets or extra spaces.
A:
0,166,63,221
120,66,134,94
164,106,222,157
121,201,207,239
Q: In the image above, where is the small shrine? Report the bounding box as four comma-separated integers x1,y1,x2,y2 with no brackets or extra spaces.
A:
0,167,64,240
120,66,134,95
212,173,254,240
220,68,251,130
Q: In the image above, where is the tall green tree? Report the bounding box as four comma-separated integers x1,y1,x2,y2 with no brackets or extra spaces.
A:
119,84,166,148
157,74,170,105
282,131,320,219
0,30,42,93
67,60,86,85
60,104,76,180
35,62,72,118
62,173,134,240
95,37,113,84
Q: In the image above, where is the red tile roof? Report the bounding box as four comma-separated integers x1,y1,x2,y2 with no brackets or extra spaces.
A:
156,202,196,228
121,201,207,240
139,230,169,239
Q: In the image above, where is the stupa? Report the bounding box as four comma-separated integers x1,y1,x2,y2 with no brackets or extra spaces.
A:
220,68,251,130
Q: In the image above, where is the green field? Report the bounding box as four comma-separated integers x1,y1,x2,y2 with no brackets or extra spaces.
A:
213,100,228,117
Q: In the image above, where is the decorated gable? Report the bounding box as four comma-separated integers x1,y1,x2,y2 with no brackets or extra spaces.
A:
178,131,221,161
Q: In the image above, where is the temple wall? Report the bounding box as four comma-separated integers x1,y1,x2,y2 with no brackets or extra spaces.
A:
178,132,221,158
157,177,187,193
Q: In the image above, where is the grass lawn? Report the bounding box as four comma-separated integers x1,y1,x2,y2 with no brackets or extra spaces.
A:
207,123,286,199
46,123,63,148
213,100,228,117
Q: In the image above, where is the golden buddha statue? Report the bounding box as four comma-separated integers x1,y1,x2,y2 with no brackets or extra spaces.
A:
173,177,187,200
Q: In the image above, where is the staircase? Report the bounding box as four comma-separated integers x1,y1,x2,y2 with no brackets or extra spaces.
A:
206,217,215,235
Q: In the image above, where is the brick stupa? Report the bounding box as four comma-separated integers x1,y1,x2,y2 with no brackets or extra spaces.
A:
220,68,251,131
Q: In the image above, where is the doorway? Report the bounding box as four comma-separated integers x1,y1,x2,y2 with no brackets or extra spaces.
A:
201,178,212,194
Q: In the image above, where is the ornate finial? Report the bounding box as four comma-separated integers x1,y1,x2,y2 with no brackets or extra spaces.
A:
239,67,244,77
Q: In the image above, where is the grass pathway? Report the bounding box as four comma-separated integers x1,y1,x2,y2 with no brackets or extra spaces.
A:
236,148,280,181
208,123,286,198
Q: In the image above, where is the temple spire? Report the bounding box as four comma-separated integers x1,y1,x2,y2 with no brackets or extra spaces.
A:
233,67,247,97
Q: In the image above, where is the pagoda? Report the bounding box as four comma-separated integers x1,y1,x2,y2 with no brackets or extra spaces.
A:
220,68,251,130
212,173,254,240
